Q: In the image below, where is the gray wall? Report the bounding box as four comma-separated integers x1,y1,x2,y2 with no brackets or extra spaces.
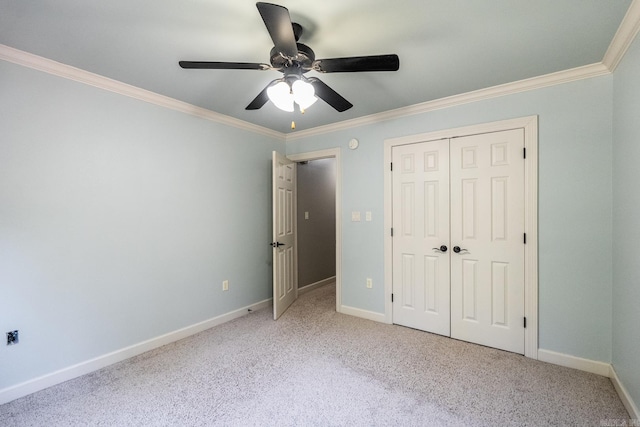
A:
296,159,336,288
612,32,640,411
0,60,284,389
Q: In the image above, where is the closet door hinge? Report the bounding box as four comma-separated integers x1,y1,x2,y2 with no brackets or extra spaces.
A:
391,293,394,303
524,233,527,244
523,147,527,159
390,162,393,171
391,228,394,237
524,317,527,328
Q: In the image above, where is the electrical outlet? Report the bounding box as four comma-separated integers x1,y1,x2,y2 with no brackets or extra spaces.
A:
6,330,18,345
366,278,373,289
222,280,229,291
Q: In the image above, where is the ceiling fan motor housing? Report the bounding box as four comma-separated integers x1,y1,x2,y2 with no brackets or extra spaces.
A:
270,42,315,70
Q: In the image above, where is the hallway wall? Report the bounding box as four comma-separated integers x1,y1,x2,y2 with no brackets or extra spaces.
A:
296,159,336,288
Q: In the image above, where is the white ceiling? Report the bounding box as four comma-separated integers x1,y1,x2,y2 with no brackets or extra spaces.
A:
0,0,632,134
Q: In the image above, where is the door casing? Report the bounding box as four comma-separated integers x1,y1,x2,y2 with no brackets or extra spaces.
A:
383,116,539,359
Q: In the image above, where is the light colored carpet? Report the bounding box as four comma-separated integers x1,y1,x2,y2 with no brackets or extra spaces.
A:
0,283,629,426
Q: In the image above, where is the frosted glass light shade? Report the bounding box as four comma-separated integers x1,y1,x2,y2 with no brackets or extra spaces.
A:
292,80,317,110
267,81,294,112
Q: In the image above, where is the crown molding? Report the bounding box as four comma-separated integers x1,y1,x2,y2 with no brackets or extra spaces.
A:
286,62,610,141
603,0,640,72
0,44,285,141
1,21,631,145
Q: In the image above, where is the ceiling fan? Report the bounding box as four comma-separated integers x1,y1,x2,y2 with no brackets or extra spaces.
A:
179,2,400,113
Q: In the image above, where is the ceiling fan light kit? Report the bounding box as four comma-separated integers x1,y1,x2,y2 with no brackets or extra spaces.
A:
179,2,399,116
266,76,318,112
291,79,317,110
267,81,295,112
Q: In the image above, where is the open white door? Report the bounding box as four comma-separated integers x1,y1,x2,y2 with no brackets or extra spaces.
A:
272,151,298,320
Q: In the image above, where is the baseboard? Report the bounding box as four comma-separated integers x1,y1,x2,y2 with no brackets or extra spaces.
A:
298,276,336,295
537,349,611,377
610,365,640,420
0,298,272,405
340,305,386,323
528,349,640,419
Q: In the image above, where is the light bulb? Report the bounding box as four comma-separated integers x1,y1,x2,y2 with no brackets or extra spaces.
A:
292,79,318,110
267,81,294,112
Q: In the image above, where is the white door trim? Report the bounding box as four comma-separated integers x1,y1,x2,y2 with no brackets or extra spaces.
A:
287,148,343,313
383,116,538,359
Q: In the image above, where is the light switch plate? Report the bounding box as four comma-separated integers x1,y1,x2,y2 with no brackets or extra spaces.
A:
351,211,361,222
365,211,372,221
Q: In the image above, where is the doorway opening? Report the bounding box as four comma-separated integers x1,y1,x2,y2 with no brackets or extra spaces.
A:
288,148,342,313
296,158,337,294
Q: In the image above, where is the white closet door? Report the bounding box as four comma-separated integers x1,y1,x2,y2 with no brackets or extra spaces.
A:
449,129,525,353
392,140,451,336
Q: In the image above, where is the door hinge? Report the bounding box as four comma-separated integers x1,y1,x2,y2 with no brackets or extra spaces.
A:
390,162,393,171
523,147,527,159
524,317,527,328
524,233,527,244
391,293,394,303
391,228,394,237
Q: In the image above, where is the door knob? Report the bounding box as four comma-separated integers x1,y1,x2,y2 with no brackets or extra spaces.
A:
453,246,468,254
270,242,285,248
432,245,448,253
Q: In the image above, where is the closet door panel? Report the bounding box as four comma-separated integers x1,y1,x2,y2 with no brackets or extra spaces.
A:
450,129,525,354
392,140,450,336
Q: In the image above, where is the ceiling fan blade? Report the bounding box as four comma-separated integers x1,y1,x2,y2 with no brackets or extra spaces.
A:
179,61,270,70
308,78,353,112
313,54,400,73
245,83,272,110
256,2,298,59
